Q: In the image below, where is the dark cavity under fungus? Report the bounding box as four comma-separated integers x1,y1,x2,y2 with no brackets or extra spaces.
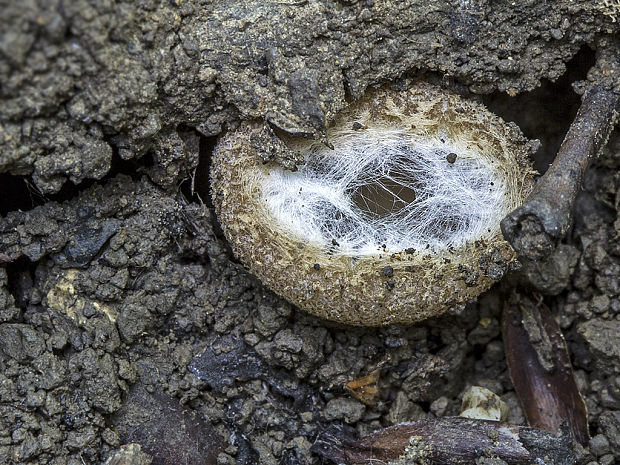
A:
349,156,419,220
348,150,471,238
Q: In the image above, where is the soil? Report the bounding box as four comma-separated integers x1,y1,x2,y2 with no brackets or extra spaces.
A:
0,1,619,465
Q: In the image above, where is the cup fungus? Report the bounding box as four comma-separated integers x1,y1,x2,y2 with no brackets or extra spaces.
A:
211,83,536,325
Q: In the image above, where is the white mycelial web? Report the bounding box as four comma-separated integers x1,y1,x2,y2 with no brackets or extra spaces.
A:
260,127,509,255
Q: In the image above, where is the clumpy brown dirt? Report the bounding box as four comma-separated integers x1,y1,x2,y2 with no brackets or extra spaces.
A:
0,1,619,464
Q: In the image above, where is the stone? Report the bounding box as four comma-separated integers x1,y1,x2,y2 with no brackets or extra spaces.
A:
323,397,365,423
460,386,509,421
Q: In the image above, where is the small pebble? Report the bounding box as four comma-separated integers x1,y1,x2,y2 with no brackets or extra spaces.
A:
589,434,610,457
430,396,449,417
323,397,365,423
600,454,615,465
460,386,509,421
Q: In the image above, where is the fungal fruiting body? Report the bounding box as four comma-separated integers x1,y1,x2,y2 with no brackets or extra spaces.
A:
211,83,536,325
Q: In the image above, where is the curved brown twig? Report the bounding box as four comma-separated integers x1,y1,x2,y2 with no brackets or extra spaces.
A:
501,86,619,261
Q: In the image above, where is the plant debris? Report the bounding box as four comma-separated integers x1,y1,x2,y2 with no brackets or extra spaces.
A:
502,291,589,445
312,417,575,465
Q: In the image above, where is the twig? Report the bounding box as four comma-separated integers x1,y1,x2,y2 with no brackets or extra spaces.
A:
501,86,619,261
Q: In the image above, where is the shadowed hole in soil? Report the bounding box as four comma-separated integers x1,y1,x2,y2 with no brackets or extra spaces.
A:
179,133,217,206
0,172,101,216
0,143,144,217
5,255,37,309
0,174,45,215
482,45,595,174
471,343,487,361
427,328,445,354
180,133,234,251
104,149,145,182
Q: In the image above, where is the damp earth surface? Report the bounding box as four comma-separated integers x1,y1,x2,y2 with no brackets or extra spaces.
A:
1,1,620,464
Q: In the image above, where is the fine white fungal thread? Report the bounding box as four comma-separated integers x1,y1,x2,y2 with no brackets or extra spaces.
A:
259,124,513,255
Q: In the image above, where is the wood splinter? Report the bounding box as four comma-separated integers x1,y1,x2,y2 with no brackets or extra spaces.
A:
501,86,619,261
502,291,589,446
312,417,575,465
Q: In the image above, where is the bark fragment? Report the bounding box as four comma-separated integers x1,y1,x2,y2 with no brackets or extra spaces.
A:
312,417,574,465
345,369,381,406
502,291,589,445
